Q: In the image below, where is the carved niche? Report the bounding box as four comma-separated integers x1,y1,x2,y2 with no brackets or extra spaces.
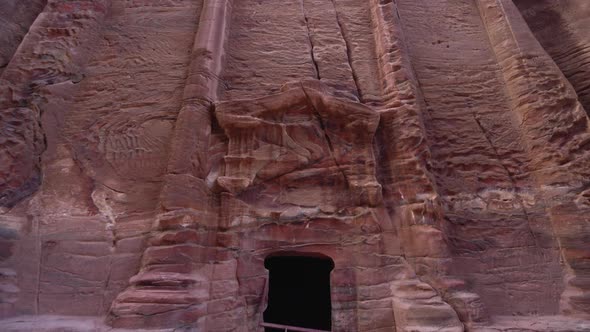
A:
214,81,382,229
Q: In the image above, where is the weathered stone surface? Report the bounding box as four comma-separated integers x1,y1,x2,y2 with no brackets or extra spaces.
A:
1,0,589,331
0,1,46,77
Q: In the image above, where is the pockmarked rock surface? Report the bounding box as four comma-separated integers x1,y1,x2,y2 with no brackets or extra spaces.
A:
0,0,589,331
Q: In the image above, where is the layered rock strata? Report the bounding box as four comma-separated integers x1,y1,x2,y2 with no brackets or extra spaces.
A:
0,0,589,331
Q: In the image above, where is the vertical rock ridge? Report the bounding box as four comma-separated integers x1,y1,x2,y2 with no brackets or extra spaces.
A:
369,0,488,327
476,0,590,316
109,0,234,329
300,0,321,81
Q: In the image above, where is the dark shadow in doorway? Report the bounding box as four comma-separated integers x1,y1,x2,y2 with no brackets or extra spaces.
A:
263,254,334,332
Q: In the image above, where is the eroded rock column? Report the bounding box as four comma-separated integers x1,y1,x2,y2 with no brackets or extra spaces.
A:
369,0,488,327
477,0,590,316
108,0,235,329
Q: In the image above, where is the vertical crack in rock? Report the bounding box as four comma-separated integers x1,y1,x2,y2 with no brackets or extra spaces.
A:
91,182,118,312
34,214,41,314
472,113,541,250
300,83,348,185
101,256,114,314
91,183,120,238
300,0,321,80
330,0,362,99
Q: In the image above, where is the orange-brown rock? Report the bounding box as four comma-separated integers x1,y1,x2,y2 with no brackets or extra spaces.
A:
0,0,589,331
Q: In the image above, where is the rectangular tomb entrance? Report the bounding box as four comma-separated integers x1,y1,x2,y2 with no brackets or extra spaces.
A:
263,254,334,331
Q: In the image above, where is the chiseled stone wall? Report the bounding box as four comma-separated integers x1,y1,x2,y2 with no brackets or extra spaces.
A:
0,0,589,331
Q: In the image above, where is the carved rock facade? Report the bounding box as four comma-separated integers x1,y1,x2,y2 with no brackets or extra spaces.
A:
0,0,589,331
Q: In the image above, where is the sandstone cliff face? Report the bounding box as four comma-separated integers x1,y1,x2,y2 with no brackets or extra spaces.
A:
0,1,589,331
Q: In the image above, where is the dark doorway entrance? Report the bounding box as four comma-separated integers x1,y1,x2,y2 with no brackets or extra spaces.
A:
263,254,334,331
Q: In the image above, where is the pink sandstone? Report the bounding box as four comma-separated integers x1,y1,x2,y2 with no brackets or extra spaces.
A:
0,0,589,331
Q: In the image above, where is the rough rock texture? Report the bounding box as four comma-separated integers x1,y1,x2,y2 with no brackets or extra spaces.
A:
0,1,47,77
0,0,589,331
515,0,590,116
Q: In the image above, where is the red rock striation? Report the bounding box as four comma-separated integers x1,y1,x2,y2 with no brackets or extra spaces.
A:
0,0,589,331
